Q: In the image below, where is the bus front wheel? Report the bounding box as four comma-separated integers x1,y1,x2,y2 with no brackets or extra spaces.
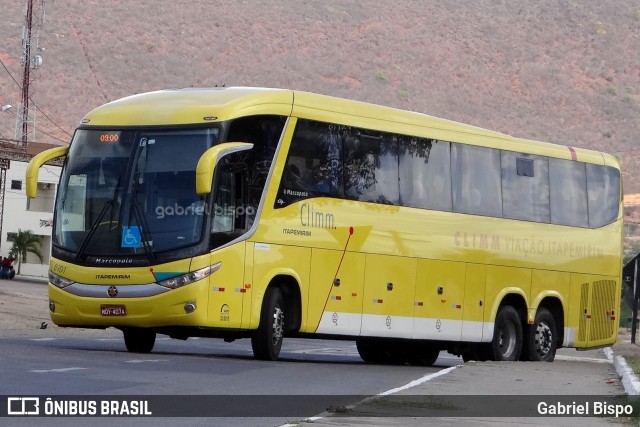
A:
356,339,386,364
490,306,522,361
523,307,557,362
123,328,156,353
251,287,285,361
408,343,440,366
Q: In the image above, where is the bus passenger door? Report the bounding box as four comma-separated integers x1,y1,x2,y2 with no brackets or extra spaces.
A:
207,163,252,329
309,249,365,336
208,242,246,328
413,259,466,341
361,254,416,338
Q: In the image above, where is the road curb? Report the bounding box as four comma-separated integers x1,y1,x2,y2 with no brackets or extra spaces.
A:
604,347,640,395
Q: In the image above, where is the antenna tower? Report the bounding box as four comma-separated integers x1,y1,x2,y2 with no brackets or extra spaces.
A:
15,0,46,146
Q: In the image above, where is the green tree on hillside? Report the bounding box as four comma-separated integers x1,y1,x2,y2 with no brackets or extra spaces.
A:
8,229,43,275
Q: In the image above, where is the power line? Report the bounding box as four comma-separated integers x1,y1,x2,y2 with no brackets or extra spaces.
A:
0,58,22,88
0,100,69,144
0,57,72,140
33,103,72,137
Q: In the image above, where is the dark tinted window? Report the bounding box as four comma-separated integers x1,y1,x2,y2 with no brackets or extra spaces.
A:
276,120,343,207
452,143,502,217
587,164,620,228
549,158,588,227
501,152,550,222
344,131,399,205
399,139,451,211
227,116,285,226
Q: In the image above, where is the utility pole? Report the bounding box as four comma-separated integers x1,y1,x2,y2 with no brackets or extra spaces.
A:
0,159,9,252
16,0,45,146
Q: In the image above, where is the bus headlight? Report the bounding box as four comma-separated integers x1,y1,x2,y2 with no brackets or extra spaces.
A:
49,271,75,289
157,262,221,289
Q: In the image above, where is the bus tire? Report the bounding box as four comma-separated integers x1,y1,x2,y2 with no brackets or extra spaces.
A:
123,328,156,353
523,307,557,362
408,343,440,366
356,339,386,364
251,287,285,361
462,344,491,362
490,306,522,361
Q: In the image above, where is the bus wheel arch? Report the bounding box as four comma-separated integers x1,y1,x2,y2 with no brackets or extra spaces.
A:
251,275,302,361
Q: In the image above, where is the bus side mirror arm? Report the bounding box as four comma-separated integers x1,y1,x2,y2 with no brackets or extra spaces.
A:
195,142,253,195
26,146,69,198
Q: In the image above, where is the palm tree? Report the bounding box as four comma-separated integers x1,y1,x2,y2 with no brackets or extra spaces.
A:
7,229,43,275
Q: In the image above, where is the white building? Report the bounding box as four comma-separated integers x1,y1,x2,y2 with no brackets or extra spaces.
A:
2,159,60,277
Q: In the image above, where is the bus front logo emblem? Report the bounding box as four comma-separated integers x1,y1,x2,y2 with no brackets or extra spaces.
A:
108,286,118,298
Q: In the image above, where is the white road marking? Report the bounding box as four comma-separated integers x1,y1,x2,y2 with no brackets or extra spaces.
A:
29,338,57,341
378,365,460,396
278,365,460,427
30,367,88,373
289,347,359,356
125,359,168,364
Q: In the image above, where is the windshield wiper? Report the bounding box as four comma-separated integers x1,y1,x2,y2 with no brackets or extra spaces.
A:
130,195,157,263
75,200,113,262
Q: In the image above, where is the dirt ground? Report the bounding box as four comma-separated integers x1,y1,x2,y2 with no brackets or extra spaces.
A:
0,277,120,339
612,328,640,360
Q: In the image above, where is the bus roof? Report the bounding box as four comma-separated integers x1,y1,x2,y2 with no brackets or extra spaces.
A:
80,86,617,167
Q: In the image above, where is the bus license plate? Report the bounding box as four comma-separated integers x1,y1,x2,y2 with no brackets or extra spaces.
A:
100,305,127,316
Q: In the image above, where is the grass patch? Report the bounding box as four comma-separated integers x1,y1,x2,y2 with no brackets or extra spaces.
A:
627,356,640,375
375,71,390,82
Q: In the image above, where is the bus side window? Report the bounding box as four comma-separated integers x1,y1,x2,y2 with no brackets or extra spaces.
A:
587,164,620,228
276,120,343,207
451,143,502,217
549,158,588,227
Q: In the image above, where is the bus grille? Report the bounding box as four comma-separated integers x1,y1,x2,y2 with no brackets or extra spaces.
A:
578,279,617,344
589,280,616,341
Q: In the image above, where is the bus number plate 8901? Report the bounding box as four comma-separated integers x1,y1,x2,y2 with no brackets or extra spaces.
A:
100,305,127,316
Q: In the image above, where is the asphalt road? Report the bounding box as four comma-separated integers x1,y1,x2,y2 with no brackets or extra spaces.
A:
0,277,630,427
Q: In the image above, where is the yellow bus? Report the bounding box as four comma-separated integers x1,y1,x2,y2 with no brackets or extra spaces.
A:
27,87,623,364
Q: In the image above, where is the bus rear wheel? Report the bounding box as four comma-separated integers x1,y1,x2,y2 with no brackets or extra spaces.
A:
123,328,156,353
523,308,557,362
251,287,285,361
490,306,522,361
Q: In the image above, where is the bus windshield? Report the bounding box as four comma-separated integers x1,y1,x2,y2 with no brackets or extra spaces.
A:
54,128,219,258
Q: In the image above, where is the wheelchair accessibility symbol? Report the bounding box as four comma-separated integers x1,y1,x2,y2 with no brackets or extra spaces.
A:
121,226,142,248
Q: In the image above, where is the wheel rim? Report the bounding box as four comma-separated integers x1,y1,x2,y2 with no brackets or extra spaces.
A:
534,322,553,357
271,305,284,345
498,321,516,358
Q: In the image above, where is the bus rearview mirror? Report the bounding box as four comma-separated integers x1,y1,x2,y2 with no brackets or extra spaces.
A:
195,142,254,194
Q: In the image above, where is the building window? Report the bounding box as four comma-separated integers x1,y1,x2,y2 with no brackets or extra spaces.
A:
11,180,22,190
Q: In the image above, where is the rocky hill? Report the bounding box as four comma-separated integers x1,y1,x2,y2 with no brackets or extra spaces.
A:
1,1,640,250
